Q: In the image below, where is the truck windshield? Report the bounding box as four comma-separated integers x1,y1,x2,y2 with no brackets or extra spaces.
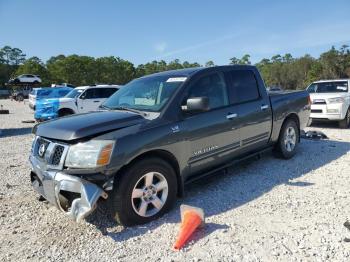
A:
103,75,186,112
65,89,84,98
307,81,348,93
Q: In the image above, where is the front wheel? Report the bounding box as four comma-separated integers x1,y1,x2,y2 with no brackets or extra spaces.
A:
16,94,24,101
109,157,177,226
275,119,299,159
338,108,350,129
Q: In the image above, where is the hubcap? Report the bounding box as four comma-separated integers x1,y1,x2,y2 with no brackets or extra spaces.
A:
131,172,168,217
284,126,296,152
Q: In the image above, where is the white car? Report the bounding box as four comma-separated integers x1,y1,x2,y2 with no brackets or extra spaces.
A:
9,74,42,84
307,79,350,128
35,85,120,121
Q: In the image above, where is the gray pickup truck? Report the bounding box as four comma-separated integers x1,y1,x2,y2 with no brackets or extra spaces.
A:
29,65,310,226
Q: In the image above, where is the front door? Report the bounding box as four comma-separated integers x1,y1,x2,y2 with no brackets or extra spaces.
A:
182,72,241,175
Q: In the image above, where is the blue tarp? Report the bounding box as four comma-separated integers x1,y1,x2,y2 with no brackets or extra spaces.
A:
35,98,60,121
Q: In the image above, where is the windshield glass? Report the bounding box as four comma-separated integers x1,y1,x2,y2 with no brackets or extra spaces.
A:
307,81,348,93
65,89,84,98
103,75,186,112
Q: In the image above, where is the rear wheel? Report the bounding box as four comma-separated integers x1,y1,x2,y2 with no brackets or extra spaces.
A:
16,94,24,101
275,119,299,159
109,157,177,226
338,108,350,129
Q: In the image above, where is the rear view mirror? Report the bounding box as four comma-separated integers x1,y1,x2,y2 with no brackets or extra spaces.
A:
182,97,209,113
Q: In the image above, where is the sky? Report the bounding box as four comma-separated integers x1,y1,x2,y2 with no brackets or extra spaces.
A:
1,0,350,66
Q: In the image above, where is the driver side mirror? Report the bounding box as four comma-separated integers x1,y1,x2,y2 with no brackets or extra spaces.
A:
182,97,209,113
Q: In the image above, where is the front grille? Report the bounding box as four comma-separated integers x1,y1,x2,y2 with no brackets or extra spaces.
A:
311,109,323,113
51,145,65,165
33,136,68,169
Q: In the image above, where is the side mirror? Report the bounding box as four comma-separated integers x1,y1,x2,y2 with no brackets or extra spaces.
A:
182,97,209,113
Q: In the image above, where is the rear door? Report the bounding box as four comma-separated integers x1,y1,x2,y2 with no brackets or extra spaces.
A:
227,69,272,152
182,71,241,175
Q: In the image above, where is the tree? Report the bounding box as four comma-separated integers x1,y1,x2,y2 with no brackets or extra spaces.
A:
205,61,215,67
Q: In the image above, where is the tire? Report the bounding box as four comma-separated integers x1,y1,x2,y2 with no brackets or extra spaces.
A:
16,94,24,101
58,109,73,117
109,157,177,226
338,108,350,129
275,119,299,159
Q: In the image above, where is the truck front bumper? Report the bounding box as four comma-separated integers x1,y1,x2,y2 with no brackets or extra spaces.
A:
29,155,108,222
310,103,346,121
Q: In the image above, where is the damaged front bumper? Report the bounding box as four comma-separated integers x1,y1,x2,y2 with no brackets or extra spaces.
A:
29,155,108,222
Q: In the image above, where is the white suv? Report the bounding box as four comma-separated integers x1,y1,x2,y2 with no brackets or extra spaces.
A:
34,85,120,121
9,74,42,84
307,79,350,128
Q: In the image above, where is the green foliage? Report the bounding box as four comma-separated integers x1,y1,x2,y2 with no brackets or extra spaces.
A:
1,44,350,90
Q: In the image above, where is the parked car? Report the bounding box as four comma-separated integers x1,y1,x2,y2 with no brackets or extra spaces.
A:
34,85,120,121
9,74,42,84
29,87,73,110
51,83,75,88
0,87,11,98
267,86,283,92
29,65,310,226
11,86,33,101
306,79,350,128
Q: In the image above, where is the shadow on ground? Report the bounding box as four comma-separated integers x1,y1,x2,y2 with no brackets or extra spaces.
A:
0,127,33,138
87,138,350,244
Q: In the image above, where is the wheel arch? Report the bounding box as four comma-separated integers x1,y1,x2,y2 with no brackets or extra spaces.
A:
58,107,75,116
115,149,184,197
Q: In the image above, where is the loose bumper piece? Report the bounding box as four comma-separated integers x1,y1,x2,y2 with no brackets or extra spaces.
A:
30,155,108,222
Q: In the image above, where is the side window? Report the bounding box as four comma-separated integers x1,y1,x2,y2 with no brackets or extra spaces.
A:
96,88,117,98
230,70,260,103
81,88,96,99
187,72,229,110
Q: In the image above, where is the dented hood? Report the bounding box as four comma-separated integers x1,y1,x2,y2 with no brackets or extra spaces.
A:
33,111,145,141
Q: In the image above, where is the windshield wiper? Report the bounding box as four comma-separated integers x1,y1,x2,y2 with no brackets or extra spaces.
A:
111,106,148,116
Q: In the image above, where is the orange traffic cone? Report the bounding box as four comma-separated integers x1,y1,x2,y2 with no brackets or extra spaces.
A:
173,204,205,250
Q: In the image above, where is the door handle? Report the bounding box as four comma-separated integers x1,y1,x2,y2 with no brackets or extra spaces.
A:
261,104,269,110
226,113,238,120
93,100,100,103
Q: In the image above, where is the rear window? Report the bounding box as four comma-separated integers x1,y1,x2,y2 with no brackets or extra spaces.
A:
37,89,54,98
307,81,348,93
229,70,260,103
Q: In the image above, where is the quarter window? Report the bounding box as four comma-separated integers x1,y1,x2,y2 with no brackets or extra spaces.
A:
229,70,260,103
187,73,229,110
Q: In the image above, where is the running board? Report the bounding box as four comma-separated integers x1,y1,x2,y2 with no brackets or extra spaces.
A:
184,146,273,185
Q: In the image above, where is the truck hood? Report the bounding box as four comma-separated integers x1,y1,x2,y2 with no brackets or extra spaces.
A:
58,97,74,103
34,111,145,141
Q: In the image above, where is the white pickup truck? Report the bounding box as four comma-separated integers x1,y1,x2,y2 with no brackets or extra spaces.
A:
35,85,120,121
307,79,350,128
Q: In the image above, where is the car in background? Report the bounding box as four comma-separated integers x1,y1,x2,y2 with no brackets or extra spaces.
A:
9,74,42,84
11,86,33,101
51,83,75,88
29,87,73,110
267,86,283,92
0,87,11,99
35,84,120,121
307,79,350,128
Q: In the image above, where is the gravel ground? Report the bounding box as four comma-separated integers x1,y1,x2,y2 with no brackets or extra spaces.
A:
1,99,350,262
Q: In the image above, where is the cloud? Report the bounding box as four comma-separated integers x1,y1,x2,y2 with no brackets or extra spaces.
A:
156,34,240,59
154,42,167,53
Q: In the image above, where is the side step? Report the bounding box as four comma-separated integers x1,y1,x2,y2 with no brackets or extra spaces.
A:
184,146,273,185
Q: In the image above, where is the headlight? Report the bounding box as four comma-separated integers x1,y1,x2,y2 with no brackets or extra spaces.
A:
65,140,115,168
328,97,345,104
